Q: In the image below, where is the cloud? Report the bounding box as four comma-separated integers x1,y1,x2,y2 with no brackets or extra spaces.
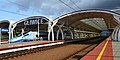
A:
1,0,120,18
92,0,120,9
73,0,120,10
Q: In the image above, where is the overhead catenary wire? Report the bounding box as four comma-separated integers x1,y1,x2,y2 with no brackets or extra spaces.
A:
0,9,28,16
58,0,76,11
6,0,41,13
69,0,80,9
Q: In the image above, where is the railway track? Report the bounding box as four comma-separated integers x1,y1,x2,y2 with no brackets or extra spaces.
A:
65,44,97,60
0,36,107,60
0,44,66,60
9,44,90,60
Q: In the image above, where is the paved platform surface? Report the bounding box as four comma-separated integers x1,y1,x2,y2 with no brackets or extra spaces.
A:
81,37,118,60
112,42,120,60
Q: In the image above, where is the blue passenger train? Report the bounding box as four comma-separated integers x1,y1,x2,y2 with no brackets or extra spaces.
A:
9,31,48,42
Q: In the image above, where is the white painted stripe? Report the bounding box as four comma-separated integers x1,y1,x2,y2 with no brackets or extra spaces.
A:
0,42,64,54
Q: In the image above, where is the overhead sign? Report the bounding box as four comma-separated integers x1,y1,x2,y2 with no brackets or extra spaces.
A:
24,18,48,25
24,20,40,25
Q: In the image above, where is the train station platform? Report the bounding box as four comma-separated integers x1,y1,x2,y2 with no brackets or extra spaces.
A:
0,40,64,54
81,37,120,60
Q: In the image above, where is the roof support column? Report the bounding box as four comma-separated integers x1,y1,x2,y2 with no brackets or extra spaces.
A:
8,24,17,43
112,26,118,41
38,19,40,40
118,26,120,41
8,24,12,41
57,23,64,40
21,28,24,42
48,19,58,41
112,25,120,41
72,27,75,39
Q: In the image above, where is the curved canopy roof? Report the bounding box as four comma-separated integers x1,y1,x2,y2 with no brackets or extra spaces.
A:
13,16,49,25
55,9,119,33
13,16,49,32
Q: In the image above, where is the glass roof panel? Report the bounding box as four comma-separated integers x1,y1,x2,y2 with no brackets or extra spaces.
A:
80,18,107,30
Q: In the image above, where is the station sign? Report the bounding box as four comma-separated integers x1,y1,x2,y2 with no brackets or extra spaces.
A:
24,18,48,25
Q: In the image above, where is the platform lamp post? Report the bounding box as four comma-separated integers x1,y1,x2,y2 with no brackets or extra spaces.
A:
48,21,51,41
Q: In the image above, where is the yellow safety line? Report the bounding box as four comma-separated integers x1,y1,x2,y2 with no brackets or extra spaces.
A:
96,38,110,60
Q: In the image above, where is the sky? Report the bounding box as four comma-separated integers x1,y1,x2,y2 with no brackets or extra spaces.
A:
0,0,120,22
